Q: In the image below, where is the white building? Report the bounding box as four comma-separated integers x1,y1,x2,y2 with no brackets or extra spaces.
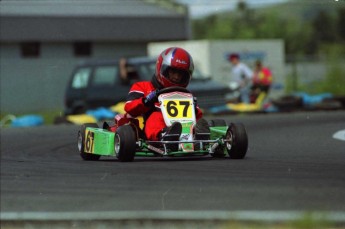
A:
0,0,190,113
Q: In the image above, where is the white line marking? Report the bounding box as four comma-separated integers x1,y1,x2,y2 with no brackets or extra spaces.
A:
161,188,172,210
1,211,345,223
333,130,345,141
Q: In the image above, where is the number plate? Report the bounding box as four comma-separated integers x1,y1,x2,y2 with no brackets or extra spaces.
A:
159,92,196,126
85,129,95,153
162,99,193,119
159,92,197,152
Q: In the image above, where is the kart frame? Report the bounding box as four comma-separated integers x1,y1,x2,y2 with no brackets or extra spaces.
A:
78,121,247,162
77,87,248,162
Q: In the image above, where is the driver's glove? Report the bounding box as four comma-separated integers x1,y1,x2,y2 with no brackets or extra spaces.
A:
142,90,158,107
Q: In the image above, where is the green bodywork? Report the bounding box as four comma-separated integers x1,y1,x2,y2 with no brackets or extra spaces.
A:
85,128,115,156
210,126,228,139
84,125,228,157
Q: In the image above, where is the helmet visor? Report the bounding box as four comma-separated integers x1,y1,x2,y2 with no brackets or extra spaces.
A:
161,65,191,86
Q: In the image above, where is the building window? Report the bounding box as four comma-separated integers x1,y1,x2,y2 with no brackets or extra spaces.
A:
20,42,40,58
73,42,92,57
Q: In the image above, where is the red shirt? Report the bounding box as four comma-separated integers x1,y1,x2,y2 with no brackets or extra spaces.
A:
253,67,272,86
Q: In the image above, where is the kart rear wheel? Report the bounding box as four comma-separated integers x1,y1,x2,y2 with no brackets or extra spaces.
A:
208,119,227,127
78,123,101,161
115,125,136,162
226,123,248,159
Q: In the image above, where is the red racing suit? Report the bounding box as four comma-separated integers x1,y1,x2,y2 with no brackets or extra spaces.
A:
124,77,203,141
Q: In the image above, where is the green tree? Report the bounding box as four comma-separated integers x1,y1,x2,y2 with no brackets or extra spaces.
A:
191,0,343,56
337,8,345,41
313,10,336,42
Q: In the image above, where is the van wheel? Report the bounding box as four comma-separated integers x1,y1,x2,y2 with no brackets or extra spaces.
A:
74,106,87,114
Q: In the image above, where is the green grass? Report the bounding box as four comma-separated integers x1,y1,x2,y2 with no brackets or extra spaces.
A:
40,110,65,124
217,214,338,229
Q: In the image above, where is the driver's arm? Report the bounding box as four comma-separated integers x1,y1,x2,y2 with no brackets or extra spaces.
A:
124,82,154,117
195,105,203,120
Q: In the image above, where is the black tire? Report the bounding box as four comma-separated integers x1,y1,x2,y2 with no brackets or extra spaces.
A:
73,106,87,115
226,123,248,159
313,100,342,110
208,119,227,127
115,125,137,162
272,95,303,111
78,123,101,161
332,96,345,108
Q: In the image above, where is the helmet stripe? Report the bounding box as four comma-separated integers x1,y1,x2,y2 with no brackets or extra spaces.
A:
171,47,177,59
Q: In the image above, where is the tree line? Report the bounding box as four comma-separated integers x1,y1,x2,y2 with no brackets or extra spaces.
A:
191,0,345,57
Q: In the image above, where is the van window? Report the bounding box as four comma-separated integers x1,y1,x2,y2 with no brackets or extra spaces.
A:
92,66,118,87
72,67,91,89
136,62,156,80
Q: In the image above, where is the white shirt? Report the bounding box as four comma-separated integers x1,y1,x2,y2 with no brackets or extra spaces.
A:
231,63,253,87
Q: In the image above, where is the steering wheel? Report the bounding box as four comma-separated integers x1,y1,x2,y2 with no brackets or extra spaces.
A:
156,86,191,96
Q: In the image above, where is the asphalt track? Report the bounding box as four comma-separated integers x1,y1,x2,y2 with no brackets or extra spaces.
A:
1,110,345,227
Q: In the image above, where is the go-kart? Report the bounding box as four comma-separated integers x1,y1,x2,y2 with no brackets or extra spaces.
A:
77,87,248,162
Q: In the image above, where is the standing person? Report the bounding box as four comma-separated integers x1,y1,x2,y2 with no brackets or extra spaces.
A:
228,53,253,103
252,59,272,94
124,47,209,151
119,57,139,84
119,58,130,84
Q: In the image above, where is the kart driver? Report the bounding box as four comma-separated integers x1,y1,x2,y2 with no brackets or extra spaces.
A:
124,47,209,150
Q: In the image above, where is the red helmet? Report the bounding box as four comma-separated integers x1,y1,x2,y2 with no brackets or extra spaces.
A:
155,47,194,88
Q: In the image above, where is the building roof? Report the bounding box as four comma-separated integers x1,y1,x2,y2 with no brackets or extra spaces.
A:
0,0,185,17
0,0,190,42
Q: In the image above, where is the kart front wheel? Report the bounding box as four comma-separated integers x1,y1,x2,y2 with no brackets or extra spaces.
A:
225,123,248,159
78,123,101,161
115,125,136,162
